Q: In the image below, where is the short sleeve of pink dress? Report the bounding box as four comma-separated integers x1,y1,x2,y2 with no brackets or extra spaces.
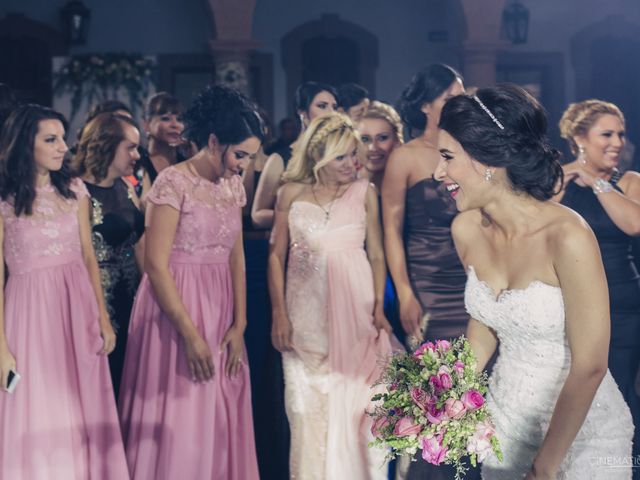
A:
146,168,186,211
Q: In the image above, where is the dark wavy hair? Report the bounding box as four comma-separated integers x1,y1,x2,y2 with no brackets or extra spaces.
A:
438,84,563,201
72,113,139,183
0,104,75,216
337,83,369,110
181,85,265,150
295,81,338,114
397,64,462,134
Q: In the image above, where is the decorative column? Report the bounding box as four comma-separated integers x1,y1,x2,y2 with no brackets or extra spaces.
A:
459,0,509,87
207,0,258,95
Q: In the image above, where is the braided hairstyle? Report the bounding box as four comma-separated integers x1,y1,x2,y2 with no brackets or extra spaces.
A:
559,100,624,156
181,85,265,150
439,84,563,201
283,113,360,184
359,100,404,145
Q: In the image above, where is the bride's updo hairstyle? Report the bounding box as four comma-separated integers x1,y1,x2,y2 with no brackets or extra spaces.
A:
283,112,360,184
438,84,562,201
180,85,265,150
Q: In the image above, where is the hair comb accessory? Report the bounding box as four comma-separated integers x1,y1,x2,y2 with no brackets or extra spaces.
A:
473,95,505,130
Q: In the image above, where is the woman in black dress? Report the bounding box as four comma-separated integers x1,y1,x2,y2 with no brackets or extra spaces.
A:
73,112,145,397
557,100,640,474
136,92,191,198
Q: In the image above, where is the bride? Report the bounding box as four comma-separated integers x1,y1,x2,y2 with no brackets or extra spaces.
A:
434,84,633,479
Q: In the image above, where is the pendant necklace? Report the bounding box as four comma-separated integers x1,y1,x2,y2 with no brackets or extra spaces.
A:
311,183,341,223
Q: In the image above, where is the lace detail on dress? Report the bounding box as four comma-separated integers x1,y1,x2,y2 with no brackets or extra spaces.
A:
0,179,86,274
465,266,633,479
146,167,244,259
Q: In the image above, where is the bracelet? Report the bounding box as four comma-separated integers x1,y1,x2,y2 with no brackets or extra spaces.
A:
592,177,614,195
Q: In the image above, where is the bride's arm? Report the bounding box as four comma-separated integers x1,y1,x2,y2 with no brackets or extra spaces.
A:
451,212,498,372
528,218,610,479
467,318,497,372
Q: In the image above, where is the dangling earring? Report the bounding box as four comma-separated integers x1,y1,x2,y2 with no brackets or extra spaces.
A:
578,145,587,166
484,168,493,182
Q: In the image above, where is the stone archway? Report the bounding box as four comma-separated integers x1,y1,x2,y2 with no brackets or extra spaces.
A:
0,13,67,106
281,14,378,115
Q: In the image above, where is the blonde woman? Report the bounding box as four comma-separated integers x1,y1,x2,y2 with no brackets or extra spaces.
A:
556,99,640,464
357,100,404,193
268,113,397,479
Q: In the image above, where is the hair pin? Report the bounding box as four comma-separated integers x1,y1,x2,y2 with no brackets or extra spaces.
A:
472,95,505,130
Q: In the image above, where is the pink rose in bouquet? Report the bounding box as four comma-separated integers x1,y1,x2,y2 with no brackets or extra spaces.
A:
371,416,390,439
425,402,448,424
453,360,465,378
461,389,485,411
467,419,496,462
393,416,423,437
413,341,436,358
444,398,467,420
369,336,502,479
438,366,454,390
410,387,431,413
421,433,448,465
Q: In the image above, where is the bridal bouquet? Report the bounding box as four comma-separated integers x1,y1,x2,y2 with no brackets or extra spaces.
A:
369,336,502,479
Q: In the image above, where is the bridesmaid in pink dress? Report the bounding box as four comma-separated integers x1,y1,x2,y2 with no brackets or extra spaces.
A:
118,86,263,480
0,105,129,479
269,113,399,479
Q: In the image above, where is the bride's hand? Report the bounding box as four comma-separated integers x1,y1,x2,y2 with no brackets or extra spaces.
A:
524,463,555,480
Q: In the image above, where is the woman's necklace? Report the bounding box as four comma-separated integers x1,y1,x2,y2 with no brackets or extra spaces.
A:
311,183,342,223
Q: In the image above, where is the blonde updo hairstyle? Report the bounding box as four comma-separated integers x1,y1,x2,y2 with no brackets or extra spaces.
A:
559,100,625,156
283,113,360,184
359,100,404,145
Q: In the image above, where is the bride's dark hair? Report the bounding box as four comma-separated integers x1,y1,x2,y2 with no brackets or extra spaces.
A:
0,104,75,216
439,84,563,201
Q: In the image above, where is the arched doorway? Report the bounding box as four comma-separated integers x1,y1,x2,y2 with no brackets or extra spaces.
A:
0,13,68,106
281,14,378,115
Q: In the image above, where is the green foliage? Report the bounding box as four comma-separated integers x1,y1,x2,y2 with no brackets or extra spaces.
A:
53,53,156,120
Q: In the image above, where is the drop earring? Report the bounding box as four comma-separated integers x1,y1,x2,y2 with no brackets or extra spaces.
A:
484,168,493,182
578,145,587,166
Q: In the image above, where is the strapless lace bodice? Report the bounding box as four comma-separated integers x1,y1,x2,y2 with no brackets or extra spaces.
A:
465,266,633,479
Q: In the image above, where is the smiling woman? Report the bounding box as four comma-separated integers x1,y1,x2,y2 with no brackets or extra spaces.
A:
118,85,265,480
556,99,640,464
434,84,633,479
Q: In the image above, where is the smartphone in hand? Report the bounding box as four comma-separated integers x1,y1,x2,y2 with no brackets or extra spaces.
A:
5,369,21,394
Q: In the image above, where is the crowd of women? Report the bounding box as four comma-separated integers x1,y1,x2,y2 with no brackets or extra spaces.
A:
0,61,638,480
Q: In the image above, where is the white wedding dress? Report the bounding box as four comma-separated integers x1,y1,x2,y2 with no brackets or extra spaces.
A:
465,266,633,479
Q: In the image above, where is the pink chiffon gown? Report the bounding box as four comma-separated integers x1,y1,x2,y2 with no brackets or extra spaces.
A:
283,179,398,479
118,167,259,480
0,179,129,479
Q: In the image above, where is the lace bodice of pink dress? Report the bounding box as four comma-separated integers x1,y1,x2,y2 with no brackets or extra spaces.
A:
0,180,87,273
147,166,246,260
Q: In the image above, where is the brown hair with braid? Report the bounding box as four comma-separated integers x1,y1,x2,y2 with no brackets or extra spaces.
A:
282,113,360,184
559,100,625,156
359,100,404,145
72,112,139,183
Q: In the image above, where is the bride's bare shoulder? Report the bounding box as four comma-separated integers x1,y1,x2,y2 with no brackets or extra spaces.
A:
451,210,485,243
544,202,598,255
